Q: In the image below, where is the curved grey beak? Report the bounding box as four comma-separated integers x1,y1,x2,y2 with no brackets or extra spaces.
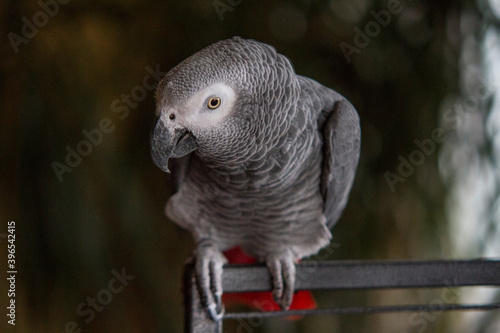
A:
150,116,198,173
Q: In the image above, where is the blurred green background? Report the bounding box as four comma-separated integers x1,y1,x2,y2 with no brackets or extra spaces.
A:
1,0,499,332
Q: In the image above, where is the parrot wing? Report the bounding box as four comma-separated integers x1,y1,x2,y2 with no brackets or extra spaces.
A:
320,98,361,229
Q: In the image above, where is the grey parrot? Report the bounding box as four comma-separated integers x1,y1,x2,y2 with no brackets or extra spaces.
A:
150,37,360,321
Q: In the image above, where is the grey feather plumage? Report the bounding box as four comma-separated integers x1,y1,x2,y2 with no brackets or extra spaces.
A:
151,37,360,318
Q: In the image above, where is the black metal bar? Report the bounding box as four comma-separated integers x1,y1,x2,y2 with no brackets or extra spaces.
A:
183,259,500,333
223,302,500,320
222,259,500,292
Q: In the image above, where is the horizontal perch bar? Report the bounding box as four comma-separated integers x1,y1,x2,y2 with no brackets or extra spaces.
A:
221,259,500,292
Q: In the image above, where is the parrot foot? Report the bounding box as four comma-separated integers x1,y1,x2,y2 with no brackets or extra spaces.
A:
265,250,296,310
194,239,227,321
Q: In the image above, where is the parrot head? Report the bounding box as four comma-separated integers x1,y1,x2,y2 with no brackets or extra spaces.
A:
150,36,299,172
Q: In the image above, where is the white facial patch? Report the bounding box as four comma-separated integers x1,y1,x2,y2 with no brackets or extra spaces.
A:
173,83,236,130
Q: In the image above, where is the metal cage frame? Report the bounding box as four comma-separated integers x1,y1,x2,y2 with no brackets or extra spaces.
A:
183,259,500,333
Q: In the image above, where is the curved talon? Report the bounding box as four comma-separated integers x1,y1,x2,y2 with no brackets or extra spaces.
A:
207,303,225,322
266,251,296,310
193,240,227,322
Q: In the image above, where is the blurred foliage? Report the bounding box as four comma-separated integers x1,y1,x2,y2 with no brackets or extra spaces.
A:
1,0,496,332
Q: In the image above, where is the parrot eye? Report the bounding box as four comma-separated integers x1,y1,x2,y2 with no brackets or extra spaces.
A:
207,97,221,109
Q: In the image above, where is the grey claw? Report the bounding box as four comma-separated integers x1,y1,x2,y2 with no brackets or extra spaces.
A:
194,239,227,321
266,251,296,310
208,303,225,322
